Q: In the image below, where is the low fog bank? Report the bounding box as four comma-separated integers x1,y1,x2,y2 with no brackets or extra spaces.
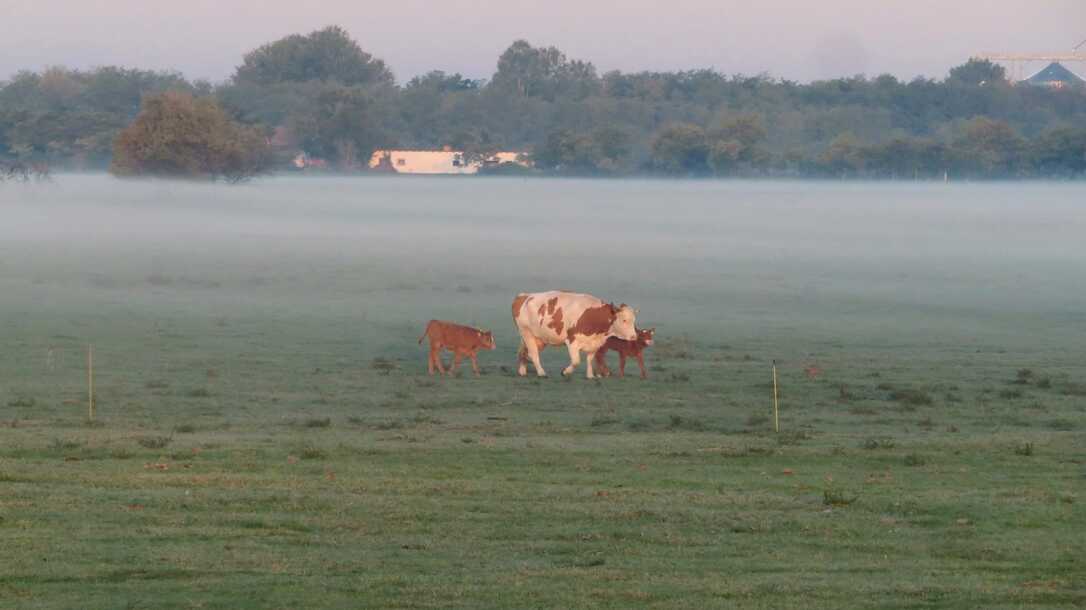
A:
2,175,1084,345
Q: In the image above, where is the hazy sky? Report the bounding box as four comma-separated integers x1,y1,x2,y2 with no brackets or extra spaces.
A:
4,1,1084,83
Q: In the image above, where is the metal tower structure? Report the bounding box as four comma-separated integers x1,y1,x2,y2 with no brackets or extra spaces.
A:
976,38,1086,81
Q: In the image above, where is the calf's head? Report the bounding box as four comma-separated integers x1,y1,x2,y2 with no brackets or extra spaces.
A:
479,330,496,350
637,328,655,346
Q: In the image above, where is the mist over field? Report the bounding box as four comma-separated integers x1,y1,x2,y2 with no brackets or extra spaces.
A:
3,176,1085,350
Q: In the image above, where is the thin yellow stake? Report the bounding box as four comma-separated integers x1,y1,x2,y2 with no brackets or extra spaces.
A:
772,360,780,433
87,344,95,421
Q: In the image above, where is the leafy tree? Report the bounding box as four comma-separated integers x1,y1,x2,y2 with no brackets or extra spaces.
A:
234,26,393,86
1029,127,1086,177
951,117,1024,177
404,71,479,94
818,133,866,176
448,129,498,165
591,127,633,172
947,59,1008,86
708,113,768,174
534,126,631,174
491,40,599,101
865,137,948,178
111,92,270,181
650,124,710,175
397,72,483,146
0,67,204,168
289,86,394,169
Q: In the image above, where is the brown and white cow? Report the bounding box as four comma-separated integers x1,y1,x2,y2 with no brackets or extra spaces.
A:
418,320,496,376
511,291,637,378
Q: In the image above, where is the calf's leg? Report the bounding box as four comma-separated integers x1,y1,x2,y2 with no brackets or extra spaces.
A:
429,343,446,375
434,347,447,375
637,352,647,379
594,350,611,377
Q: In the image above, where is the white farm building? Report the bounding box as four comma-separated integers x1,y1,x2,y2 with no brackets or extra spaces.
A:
368,150,529,175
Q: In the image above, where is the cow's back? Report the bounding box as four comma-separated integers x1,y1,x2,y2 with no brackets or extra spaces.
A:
513,291,608,345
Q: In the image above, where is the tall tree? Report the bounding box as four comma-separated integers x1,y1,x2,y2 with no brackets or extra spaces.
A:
947,58,1008,86
234,26,393,87
490,40,599,101
289,86,393,169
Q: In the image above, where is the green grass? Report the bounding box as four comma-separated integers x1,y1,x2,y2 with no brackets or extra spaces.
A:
3,306,1082,610
1,178,1084,608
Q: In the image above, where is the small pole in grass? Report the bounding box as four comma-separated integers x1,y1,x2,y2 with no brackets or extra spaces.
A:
772,359,780,433
87,344,95,421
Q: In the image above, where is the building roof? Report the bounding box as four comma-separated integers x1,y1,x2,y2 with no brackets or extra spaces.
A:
1022,62,1085,87
368,150,528,175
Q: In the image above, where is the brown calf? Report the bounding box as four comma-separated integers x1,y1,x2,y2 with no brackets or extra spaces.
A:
418,320,496,376
594,328,655,379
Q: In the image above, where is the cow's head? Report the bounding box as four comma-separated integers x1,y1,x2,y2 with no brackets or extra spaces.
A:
480,330,496,350
609,304,637,341
637,327,655,346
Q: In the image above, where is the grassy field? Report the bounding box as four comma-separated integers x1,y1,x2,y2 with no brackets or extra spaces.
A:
1,177,1084,608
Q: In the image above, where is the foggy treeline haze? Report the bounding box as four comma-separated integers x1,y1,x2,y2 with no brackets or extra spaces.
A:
1,4,1085,179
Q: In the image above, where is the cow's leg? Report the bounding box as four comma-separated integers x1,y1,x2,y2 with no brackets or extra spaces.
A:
516,342,529,376
618,353,627,378
585,350,599,379
426,342,435,375
470,352,481,377
451,352,463,374
518,330,546,377
637,352,647,379
563,343,582,377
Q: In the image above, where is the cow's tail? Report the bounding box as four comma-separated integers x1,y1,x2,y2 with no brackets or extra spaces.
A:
418,320,436,345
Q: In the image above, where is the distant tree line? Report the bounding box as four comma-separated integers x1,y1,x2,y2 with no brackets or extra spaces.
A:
2,26,1085,180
